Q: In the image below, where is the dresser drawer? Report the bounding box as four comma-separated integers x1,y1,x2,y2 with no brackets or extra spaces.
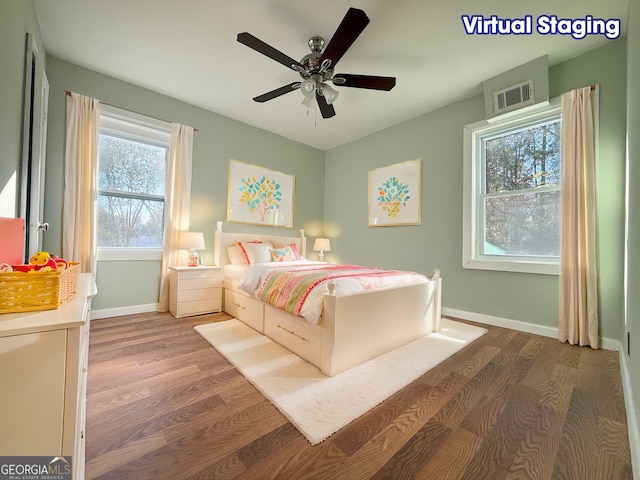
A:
224,289,264,333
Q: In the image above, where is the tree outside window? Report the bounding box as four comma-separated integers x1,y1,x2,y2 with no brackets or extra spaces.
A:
482,119,561,257
97,134,168,248
463,102,562,275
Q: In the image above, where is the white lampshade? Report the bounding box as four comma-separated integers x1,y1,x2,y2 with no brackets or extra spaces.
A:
180,232,205,250
313,238,331,252
313,238,330,261
322,84,339,105
301,95,316,108
300,79,316,98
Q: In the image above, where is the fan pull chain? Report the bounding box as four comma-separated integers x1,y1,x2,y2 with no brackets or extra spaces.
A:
305,105,317,127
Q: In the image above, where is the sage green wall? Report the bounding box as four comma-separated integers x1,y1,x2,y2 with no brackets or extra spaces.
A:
0,0,45,218
625,0,640,461
324,39,627,342
43,57,325,310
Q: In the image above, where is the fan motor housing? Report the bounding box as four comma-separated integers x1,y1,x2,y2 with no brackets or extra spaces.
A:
300,37,333,81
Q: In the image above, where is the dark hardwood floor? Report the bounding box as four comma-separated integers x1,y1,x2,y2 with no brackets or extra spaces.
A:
85,311,633,479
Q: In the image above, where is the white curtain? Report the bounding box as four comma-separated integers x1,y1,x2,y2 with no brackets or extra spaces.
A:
63,92,100,275
559,86,599,348
157,123,194,312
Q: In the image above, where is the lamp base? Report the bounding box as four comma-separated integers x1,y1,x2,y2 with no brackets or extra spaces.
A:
188,249,199,267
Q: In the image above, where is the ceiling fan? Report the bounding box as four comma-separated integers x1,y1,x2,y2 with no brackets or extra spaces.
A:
237,7,396,119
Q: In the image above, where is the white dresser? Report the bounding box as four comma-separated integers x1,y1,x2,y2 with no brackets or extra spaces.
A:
169,266,222,318
0,274,97,480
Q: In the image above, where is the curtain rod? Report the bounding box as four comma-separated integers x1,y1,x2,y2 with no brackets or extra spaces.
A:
64,90,199,132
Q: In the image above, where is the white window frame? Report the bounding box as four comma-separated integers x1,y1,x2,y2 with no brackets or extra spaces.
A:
97,105,171,262
463,99,561,275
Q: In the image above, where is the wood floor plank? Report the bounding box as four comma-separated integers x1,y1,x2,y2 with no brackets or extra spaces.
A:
414,427,483,480
85,432,167,479
551,387,601,479
84,313,633,480
504,399,566,479
371,419,452,479
461,384,541,480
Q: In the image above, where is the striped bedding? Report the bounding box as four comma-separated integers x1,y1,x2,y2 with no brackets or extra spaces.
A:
238,262,427,325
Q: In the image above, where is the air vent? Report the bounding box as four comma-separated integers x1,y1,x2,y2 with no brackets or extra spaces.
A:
493,80,535,114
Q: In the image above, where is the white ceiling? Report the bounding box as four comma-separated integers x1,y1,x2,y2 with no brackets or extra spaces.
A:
33,0,628,150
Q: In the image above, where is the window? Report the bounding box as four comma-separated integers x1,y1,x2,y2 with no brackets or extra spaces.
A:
97,106,171,260
463,101,561,274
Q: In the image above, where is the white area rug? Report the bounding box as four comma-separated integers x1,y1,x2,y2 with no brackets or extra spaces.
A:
195,318,486,445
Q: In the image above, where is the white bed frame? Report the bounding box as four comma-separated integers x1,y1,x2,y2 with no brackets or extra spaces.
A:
214,222,442,376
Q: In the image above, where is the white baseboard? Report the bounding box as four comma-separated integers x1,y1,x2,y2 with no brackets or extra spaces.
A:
441,307,619,351
90,303,159,320
443,307,638,477
619,348,640,479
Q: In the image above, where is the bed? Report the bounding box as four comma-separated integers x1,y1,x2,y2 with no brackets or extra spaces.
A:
214,223,442,376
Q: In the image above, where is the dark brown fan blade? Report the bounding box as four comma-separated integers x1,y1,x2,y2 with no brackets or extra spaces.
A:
237,32,303,71
253,82,301,103
332,74,396,91
316,92,336,118
319,8,370,69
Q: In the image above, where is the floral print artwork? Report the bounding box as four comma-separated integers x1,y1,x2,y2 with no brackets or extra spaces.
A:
377,177,410,218
238,176,283,222
368,158,421,226
227,160,294,227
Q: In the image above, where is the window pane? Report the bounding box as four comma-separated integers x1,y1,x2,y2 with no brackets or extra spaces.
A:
98,135,167,195
97,194,164,247
485,120,560,193
483,191,560,256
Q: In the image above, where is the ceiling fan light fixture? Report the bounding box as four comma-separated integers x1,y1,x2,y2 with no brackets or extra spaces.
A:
300,79,316,98
301,95,316,108
322,84,339,104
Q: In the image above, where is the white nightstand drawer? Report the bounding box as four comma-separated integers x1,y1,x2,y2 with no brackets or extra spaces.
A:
177,268,221,281
179,276,222,291
177,298,222,317
180,288,222,303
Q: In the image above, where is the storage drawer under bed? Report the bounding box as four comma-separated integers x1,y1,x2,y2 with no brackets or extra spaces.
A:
224,288,264,333
264,305,322,367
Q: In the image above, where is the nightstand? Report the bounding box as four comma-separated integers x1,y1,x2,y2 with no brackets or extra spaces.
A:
169,266,222,318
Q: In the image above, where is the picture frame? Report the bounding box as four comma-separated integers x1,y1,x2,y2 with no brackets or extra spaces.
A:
368,158,422,226
227,159,295,228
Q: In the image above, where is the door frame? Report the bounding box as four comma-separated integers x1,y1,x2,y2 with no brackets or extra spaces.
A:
19,32,49,261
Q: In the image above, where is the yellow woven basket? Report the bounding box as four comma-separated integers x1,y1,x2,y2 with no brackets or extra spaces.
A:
0,262,79,314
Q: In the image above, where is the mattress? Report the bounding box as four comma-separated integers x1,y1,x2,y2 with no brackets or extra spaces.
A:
223,264,249,283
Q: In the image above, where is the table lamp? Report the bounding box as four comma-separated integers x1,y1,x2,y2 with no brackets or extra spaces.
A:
181,232,205,266
313,238,331,261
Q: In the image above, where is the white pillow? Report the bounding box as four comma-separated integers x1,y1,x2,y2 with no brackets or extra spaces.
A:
240,242,273,264
227,245,248,264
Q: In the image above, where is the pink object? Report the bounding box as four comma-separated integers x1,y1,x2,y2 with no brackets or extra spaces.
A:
0,217,25,264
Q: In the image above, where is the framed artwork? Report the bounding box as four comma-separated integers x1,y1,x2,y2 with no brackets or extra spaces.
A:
368,158,422,226
227,159,295,228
